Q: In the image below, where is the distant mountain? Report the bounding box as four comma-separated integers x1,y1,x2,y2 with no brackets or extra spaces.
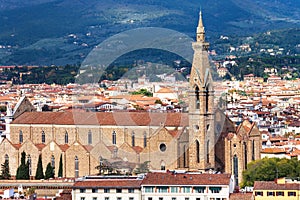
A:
0,0,299,65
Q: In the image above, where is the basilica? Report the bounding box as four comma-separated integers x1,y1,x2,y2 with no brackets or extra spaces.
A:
0,12,261,185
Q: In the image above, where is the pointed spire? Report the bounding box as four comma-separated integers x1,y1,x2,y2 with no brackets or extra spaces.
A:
196,10,205,42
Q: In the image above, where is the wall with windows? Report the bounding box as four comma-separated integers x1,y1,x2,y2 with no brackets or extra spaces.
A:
254,190,299,200
72,187,141,200
141,185,230,200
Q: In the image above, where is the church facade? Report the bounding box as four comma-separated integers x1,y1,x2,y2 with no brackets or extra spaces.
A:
0,12,261,185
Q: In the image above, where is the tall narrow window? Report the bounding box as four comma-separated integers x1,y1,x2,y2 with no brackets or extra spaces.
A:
75,156,79,178
183,145,187,168
196,140,200,163
161,161,166,170
65,131,68,144
88,130,92,145
244,142,248,169
112,130,116,145
206,140,210,163
42,131,45,144
28,155,32,176
252,140,255,161
233,155,238,186
19,130,23,143
143,131,147,148
205,88,209,113
195,86,200,109
51,155,55,168
131,131,135,147
4,154,9,163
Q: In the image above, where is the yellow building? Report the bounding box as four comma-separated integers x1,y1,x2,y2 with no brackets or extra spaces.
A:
253,178,300,200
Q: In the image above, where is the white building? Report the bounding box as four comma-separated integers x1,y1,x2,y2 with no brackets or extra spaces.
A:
72,172,234,200
141,172,234,200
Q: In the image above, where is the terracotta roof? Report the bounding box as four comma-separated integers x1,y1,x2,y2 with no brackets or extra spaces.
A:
254,181,300,190
58,144,70,152
73,179,142,188
229,193,253,200
132,146,143,154
261,148,286,154
12,112,188,127
142,172,231,185
35,143,46,151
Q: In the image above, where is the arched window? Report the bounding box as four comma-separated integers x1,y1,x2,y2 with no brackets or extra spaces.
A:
112,130,116,145
233,155,239,186
64,131,68,144
183,145,187,168
195,86,200,109
75,156,79,178
131,131,135,147
19,130,23,143
161,161,166,170
196,140,200,163
4,154,9,163
143,131,147,148
51,155,55,168
41,131,45,144
28,155,32,176
244,142,247,169
88,130,92,145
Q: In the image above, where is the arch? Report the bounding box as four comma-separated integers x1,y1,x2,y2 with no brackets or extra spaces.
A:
75,156,79,178
41,130,45,144
4,154,9,162
112,130,116,145
160,160,166,170
131,131,135,147
64,131,68,144
196,140,200,163
183,144,188,168
19,130,23,143
88,130,92,145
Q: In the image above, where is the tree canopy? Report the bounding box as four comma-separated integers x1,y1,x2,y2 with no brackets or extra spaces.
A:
242,157,300,187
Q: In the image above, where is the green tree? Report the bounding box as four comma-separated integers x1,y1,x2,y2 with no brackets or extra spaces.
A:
35,154,44,180
45,163,55,179
134,161,150,174
0,159,11,179
242,157,300,187
58,154,63,177
16,151,29,180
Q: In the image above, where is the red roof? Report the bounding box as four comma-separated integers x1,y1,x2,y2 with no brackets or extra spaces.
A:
141,172,231,185
254,181,300,190
12,112,188,127
73,179,142,188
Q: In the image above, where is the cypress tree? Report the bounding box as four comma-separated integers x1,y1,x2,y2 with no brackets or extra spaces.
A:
0,159,11,179
45,163,54,179
16,151,29,180
35,154,44,179
58,154,63,177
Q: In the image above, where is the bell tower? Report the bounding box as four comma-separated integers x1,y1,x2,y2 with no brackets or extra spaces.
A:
188,11,215,171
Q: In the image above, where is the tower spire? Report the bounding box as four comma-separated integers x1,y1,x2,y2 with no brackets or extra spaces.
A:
197,10,205,42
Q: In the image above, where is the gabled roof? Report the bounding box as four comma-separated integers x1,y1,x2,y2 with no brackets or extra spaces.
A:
254,181,300,190
73,179,142,188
